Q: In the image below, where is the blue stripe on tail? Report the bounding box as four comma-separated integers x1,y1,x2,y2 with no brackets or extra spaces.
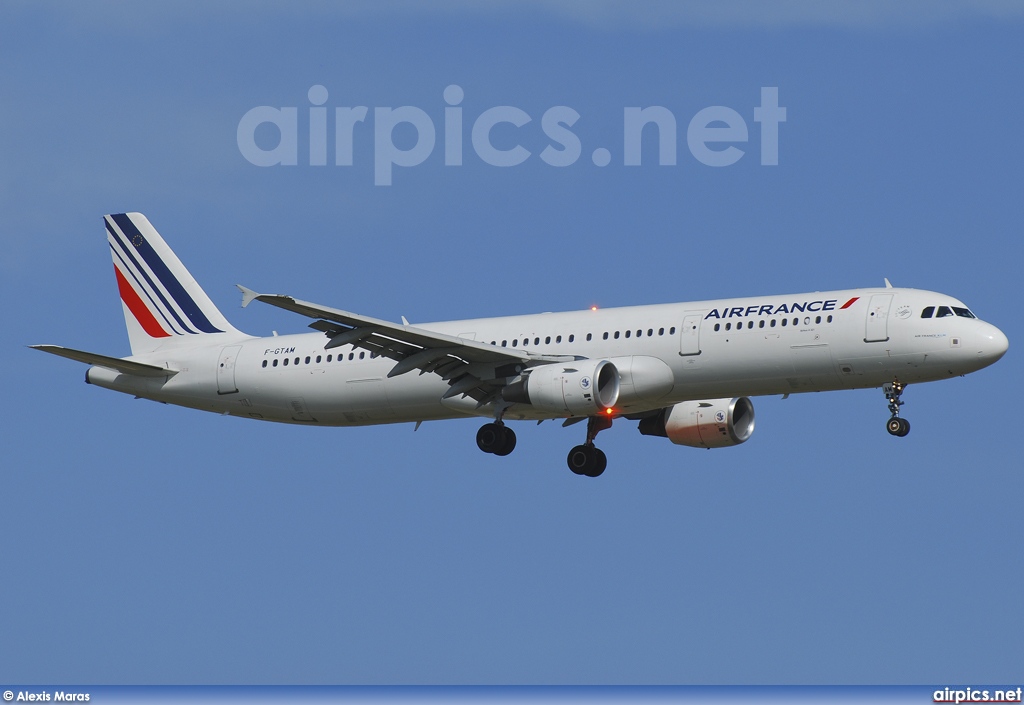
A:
106,222,196,335
109,242,186,335
109,214,224,334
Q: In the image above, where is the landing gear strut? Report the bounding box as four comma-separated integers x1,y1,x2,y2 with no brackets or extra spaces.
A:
883,380,911,437
567,415,611,477
477,422,517,456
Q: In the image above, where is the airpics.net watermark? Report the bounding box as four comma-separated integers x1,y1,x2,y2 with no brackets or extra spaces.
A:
237,85,786,186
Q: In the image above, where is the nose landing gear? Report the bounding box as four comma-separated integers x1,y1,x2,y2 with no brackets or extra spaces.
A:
883,380,910,437
567,414,612,477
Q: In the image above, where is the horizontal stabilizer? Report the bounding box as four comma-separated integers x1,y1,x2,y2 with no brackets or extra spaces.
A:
30,345,178,377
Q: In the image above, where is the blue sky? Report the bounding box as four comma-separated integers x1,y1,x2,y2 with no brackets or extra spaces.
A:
2,1,1022,685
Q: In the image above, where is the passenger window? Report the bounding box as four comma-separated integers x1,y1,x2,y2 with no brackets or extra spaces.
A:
770,319,776,327
556,335,562,343
545,336,551,344
359,352,365,359
294,357,300,365
327,354,332,362
647,329,653,336
512,339,518,347
568,334,575,342
501,340,507,347
316,355,321,363
827,315,833,323
725,322,731,331
349,352,355,360
670,327,676,334
534,337,540,345
803,317,810,325
636,329,642,337
586,333,592,341
936,306,953,318
921,306,934,319
748,321,754,329
283,358,289,366
614,331,620,339
815,316,821,324
714,323,721,331
782,319,788,327
603,332,608,340
625,330,631,338
759,320,765,328
262,360,268,368
272,359,278,367
659,327,665,335
792,318,798,326
305,356,311,364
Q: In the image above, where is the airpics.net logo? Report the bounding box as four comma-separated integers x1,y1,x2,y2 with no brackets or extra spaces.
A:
236,85,786,186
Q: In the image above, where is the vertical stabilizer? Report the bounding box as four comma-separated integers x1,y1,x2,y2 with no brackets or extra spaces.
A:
105,212,241,355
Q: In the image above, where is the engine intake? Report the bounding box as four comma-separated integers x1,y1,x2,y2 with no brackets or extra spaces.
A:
503,359,619,415
638,397,755,448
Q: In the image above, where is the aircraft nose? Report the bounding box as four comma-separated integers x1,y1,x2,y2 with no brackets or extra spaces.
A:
977,323,1009,364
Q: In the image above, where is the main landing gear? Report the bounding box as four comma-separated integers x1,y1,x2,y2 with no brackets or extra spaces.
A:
476,421,517,456
883,380,911,437
567,415,612,477
475,414,613,477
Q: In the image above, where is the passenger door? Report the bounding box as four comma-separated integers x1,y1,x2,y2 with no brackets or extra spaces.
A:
864,294,893,343
217,345,242,394
679,312,704,356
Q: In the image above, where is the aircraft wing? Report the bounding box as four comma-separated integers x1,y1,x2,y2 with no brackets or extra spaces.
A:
30,345,178,377
238,286,574,404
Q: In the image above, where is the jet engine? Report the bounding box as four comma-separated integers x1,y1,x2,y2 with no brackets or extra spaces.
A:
503,359,619,415
638,397,755,448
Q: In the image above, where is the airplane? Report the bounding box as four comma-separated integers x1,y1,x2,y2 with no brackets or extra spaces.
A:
33,213,1009,477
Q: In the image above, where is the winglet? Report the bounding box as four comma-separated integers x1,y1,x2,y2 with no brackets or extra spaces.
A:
236,284,261,308
884,278,893,288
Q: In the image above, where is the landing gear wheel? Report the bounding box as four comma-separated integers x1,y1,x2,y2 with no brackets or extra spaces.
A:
477,423,516,455
567,444,606,477
885,417,910,437
476,423,502,453
493,427,517,456
567,444,593,475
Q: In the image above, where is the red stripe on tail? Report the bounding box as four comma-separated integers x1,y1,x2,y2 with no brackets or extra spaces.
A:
839,297,860,309
114,266,171,338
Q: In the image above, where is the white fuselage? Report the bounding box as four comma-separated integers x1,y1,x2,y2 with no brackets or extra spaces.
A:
86,287,1009,426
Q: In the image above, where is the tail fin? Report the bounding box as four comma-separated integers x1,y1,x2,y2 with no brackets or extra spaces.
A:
105,212,240,355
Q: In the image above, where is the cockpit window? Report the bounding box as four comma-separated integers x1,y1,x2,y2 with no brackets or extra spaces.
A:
953,307,976,319
921,306,934,319
935,306,954,318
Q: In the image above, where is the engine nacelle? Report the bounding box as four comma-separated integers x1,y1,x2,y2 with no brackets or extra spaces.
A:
503,359,619,416
638,397,755,448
